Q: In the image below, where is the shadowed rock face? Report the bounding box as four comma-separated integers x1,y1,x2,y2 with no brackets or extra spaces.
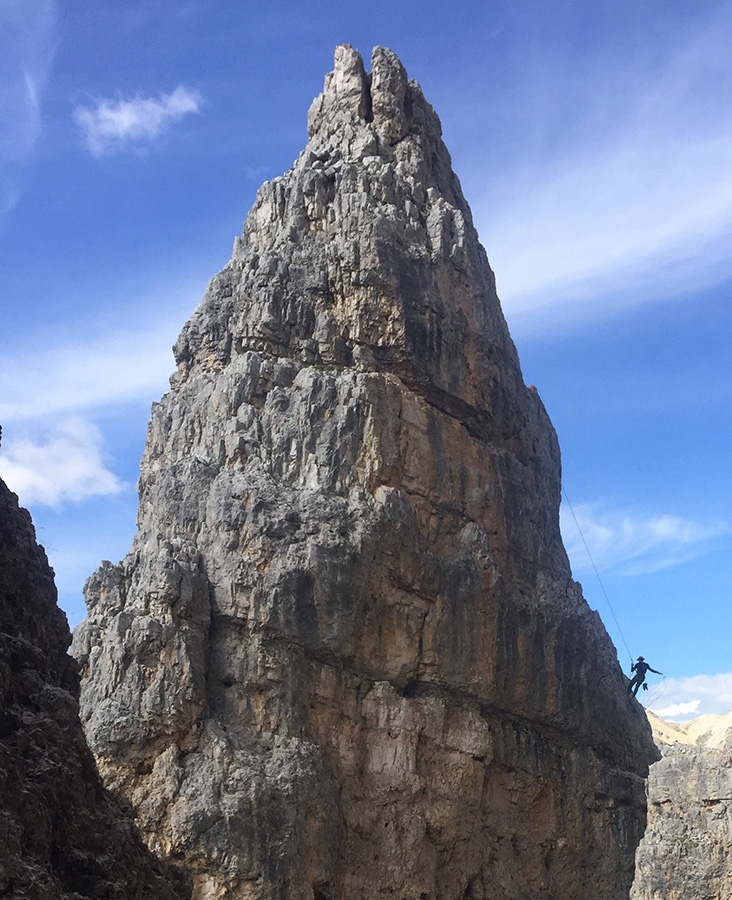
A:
0,478,187,899
72,45,657,900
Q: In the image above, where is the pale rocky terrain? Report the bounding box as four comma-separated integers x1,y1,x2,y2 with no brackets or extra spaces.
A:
0,477,187,899
632,710,732,900
72,45,657,900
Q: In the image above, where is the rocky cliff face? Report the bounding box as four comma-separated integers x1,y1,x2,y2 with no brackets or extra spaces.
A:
72,45,657,900
632,711,732,900
0,477,187,899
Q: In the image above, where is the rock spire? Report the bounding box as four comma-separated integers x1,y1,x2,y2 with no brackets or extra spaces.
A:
73,45,657,900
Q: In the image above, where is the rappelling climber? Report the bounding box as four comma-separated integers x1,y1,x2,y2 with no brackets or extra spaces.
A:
628,656,663,696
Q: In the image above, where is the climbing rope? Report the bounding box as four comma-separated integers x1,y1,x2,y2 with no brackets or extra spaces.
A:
645,678,667,708
562,487,635,665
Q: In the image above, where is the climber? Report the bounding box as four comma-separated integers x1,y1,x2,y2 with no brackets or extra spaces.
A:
628,656,663,696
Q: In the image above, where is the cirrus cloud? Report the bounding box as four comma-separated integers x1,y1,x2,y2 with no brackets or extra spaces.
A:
73,85,202,156
0,319,179,422
474,2,732,332
0,0,58,212
561,502,729,576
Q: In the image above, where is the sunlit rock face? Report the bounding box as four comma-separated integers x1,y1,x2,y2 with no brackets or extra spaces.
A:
0,478,186,900
72,45,657,900
632,711,732,900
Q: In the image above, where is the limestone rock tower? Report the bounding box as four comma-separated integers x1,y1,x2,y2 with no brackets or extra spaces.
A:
73,46,657,900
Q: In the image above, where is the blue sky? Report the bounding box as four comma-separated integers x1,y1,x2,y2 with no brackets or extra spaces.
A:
2,0,731,721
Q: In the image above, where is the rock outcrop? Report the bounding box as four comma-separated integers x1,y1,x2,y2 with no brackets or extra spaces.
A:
72,45,657,900
0,477,187,899
632,710,732,900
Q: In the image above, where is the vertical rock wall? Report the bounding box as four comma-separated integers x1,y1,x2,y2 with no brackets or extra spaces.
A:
632,711,732,900
73,46,657,900
0,478,187,899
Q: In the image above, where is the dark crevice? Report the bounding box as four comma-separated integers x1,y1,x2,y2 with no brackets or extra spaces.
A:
363,72,374,123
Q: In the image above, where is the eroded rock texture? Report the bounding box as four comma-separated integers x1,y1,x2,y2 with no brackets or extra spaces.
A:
72,45,657,900
0,478,187,899
632,711,732,900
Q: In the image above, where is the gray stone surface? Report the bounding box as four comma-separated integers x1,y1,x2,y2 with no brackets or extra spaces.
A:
73,45,657,900
632,711,732,900
0,477,187,899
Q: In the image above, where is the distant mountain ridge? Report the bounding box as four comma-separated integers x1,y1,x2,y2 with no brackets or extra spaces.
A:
647,709,732,749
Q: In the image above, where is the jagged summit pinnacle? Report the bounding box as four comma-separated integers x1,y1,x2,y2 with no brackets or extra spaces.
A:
307,45,429,146
73,45,657,900
306,45,464,212
307,45,375,133
175,43,515,446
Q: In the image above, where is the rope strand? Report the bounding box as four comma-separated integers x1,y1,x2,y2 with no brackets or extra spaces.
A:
645,678,667,707
562,488,634,665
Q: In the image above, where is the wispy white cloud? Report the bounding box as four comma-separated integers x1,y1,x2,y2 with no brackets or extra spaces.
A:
0,274,203,509
73,86,202,156
0,314,183,422
648,673,732,720
0,416,123,507
561,502,729,576
0,0,58,212
476,4,732,330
